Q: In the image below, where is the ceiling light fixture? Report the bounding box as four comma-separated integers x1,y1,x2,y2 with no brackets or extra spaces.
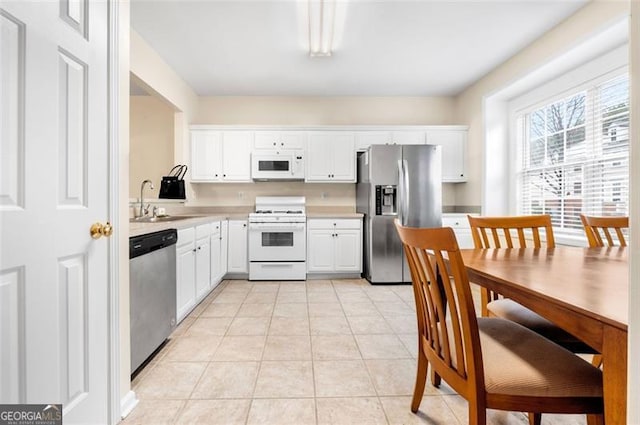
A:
308,0,335,57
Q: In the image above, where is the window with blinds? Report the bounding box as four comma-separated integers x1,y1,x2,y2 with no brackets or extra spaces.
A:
517,73,629,235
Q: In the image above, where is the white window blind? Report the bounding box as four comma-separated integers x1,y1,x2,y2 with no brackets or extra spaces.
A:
517,74,629,236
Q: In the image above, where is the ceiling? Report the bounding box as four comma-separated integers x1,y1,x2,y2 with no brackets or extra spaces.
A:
130,0,588,97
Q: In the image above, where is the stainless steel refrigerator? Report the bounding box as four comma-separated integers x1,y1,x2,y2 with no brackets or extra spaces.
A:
356,144,442,283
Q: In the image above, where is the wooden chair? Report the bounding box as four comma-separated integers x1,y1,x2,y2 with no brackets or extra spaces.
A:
467,215,596,354
394,221,603,425
580,214,629,247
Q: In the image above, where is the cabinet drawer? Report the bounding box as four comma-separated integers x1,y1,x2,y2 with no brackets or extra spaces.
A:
442,215,471,229
307,219,362,230
178,227,195,246
196,222,213,239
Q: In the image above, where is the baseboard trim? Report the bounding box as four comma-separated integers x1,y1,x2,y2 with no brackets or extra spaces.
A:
120,390,139,419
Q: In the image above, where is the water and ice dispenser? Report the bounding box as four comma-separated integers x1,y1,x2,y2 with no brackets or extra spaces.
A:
375,185,398,215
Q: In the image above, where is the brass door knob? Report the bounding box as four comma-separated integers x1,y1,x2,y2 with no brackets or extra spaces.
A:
90,222,114,239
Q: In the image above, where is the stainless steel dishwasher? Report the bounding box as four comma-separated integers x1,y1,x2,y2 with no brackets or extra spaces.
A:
129,229,177,374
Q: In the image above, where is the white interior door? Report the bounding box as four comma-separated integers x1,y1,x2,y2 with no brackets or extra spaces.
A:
1,1,111,423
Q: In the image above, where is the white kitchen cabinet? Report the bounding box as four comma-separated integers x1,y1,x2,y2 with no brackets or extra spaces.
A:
195,231,211,301
176,232,196,322
191,130,222,181
307,219,362,273
210,220,225,289
227,219,248,273
210,219,228,287
190,130,252,182
442,214,474,249
176,221,225,323
355,131,425,151
306,132,356,182
221,131,253,181
254,131,306,150
426,130,467,182
220,220,229,277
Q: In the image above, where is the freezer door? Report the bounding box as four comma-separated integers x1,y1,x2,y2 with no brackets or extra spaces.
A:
401,145,442,228
368,215,404,283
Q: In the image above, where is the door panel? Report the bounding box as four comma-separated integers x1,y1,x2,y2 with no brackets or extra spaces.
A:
331,133,356,181
307,230,334,272
0,1,110,423
334,230,361,272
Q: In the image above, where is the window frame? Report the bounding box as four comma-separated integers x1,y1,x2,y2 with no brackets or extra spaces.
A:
507,54,628,246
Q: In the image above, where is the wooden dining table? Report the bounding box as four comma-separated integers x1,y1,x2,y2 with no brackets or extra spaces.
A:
459,246,628,425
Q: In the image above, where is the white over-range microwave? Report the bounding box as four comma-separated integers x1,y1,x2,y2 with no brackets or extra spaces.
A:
251,150,305,181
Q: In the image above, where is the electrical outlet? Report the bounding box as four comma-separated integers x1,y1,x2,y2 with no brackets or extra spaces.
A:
238,191,244,199
321,192,328,199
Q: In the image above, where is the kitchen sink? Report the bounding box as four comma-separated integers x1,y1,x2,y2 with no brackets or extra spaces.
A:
130,215,201,223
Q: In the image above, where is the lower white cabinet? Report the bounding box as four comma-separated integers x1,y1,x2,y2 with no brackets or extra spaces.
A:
307,218,362,273
442,214,474,249
176,220,228,323
176,228,197,322
210,220,226,290
227,219,248,273
195,223,212,301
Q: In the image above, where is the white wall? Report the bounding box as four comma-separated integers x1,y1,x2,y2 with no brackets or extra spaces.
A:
196,96,456,125
454,1,629,210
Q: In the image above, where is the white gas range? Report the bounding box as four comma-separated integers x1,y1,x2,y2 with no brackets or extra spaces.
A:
248,196,306,280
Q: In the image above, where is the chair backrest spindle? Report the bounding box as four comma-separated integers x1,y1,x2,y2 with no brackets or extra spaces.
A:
468,215,555,249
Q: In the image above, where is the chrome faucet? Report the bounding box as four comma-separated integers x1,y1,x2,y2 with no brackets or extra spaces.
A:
137,179,154,218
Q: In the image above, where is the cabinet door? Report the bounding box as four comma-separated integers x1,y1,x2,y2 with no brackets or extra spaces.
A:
427,130,467,182
220,220,229,277
280,132,306,150
334,229,362,272
210,223,222,287
331,133,356,182
195,236,211,301
176,242,196,322
227,220,248,273
306,133,334,181
254,131,280,149
392,131,425,145
307,229,335,272
191,130,222,181
222,131,253,181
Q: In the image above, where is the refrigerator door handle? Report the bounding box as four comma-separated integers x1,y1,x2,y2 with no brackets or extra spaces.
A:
397,159,410,225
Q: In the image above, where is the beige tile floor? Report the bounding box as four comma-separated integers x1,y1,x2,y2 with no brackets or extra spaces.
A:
123,279,588,425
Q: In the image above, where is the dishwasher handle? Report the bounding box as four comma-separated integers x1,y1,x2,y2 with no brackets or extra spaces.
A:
130,229,178,259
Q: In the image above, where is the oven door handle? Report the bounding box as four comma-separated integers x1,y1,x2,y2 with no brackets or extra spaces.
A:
249,223,306,230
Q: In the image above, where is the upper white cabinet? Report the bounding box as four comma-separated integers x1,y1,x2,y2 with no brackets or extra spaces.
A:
191,131,222,181
355,131,425,151
426,130,467,182
254,131,306,150
190,126,466,184
190,130,253,182
306,132,356,182
221,132,253,181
